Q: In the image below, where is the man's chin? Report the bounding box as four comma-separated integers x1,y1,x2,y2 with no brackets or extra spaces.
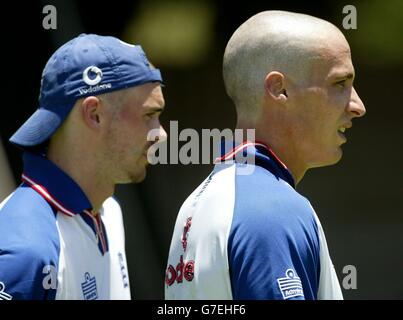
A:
311,148,343,168
327,150,343,166
131,170,147,183
117,169,147,184
130,159,149,183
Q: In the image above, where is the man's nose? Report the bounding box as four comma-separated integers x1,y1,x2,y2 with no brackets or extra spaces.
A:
147,124,168,144
348,87,366,118
158,125,168,142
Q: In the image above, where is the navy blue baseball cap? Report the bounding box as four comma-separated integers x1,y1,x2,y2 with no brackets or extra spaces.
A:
10,33,163,149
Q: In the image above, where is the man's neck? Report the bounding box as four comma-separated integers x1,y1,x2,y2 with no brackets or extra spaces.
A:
47,148,113,214
237,122,307,185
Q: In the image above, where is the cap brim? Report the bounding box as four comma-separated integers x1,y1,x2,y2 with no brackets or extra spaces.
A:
9,108,63,149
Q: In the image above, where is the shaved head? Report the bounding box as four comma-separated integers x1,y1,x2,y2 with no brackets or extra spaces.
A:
223,10,347,124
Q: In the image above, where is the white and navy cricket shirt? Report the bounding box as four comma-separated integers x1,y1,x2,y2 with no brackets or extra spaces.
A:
165,142,343,300
0,152,131,300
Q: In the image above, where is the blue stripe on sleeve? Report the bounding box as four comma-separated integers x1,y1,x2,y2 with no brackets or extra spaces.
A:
0,185,60,300
228,165,320,300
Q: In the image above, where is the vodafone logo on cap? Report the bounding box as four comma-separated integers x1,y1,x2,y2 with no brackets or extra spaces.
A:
82,66,103,86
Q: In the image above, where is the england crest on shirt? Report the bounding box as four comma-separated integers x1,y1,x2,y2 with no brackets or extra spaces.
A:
81,272,98,300
277,269,305,299
0,282,12,300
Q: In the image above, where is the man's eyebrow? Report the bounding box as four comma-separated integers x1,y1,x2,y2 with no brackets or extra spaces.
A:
332,73,355,81
146,105,165,113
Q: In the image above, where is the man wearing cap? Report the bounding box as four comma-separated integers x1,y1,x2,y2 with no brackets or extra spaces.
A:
0,34,166,300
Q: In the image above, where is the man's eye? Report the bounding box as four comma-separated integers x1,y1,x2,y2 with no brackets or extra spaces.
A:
336,80,346,87
146,113,156,118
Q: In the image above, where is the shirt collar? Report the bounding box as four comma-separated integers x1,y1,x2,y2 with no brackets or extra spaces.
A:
214,140,295,188
22,152,92,216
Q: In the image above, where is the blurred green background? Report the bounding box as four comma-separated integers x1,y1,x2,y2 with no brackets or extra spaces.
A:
1,0,402,299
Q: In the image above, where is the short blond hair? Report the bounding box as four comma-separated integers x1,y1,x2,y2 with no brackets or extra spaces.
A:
223,10,342,123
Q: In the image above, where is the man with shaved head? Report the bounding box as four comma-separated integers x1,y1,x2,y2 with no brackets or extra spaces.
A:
165,11,366,300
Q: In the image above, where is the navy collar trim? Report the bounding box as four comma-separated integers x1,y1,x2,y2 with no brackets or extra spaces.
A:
82,210,109,255
214,141,295,188
22,152,92,216
22,152,110,255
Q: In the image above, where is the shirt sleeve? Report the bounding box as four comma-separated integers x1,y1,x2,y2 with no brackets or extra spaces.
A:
0,246,58,300
228,179,320,300
0,188,60,300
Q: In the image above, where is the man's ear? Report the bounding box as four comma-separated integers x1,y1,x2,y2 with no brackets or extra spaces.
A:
80,96,101,129
264,71,288,102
